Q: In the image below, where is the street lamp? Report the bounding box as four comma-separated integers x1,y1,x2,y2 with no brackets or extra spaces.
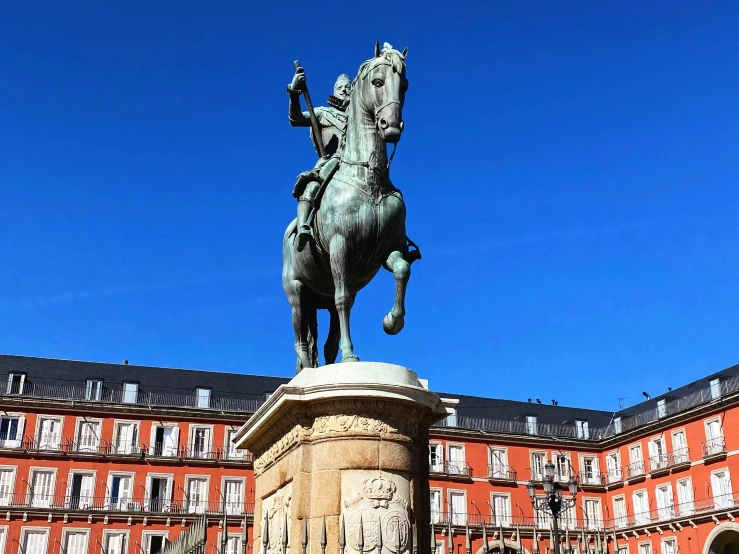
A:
527,462,578,554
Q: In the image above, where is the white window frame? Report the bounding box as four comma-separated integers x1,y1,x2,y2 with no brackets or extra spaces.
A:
488,447,509,478
85,380,103,401
64,469,97,510
530,450,547,481
105,471,136,511
101,530,130,554
121,382,139,404
35,416,64,451
710,378,721,400
648,435,668,471
448,489,467,526
445,408,458,427
629,443,644,475
656,399,667,418
654,483,674,521
74,417,103,453
221,476,246,515
216,533,243,554
555,453,571,482
0,466,17,507
0,412,26,448
638,542,653,554
148,423,180,457
140,531,169,554
660,538,677,554
61,528,90,554
28,467,58,509
188,425,214,459
185,474,211,514
671,429,689,463
429,442,444,473
704,417,724,455
613,416,622,434
575,420,589,439
582,497,602,530
19,527,50,554
490,492,511,526
144,472,174,513
579,454,600,485
112,419,140,455
224,427,244,461
6,374,26,395
194,388,211,408
606,450,622,483
633,489,650,525
526,415,538,435
675,477,694,516
612,495,627,528
711,467,733,508
0,525,8,554
446,443,466,475
429,487,442,524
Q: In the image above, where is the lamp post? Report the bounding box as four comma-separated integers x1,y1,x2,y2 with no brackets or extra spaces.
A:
526,461,578,554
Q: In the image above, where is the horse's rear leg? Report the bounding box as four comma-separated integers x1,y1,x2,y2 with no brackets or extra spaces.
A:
382,250,410,335
324,306,341,365
285,279,314,371
329,235,359,362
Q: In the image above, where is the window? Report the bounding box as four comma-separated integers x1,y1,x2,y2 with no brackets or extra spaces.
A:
0,415,25,448
430,490,441,524
224,429,244,461
656,399,667,418
661,539,677,554
655,484,674,520
143,534,167,554
705,419,724,455
613,416,622,434
429,443,443,473
559,498,575,530
36,418,62,450
85,380,103,401
0,468,16,507
639,544,652,554
113,421,139,455
6,374,26,395
0,527,7,554
648,436,667,471
606,452,621,483
30,469,55,508
488,448,508,479
449,491,466,525
633,491,650,524
447,445,465,475
613,497,627,528
76,420,101,452
189,426,212,459
535,496,553,528
526,415,538,435
21,529,49,554
575,420,589,439
65,472,94,510
583,499,601,530
223,535,242,554
555,454,570,481
445,409,458,427
581,456,599,485
223,478,244,515
710,378,721,400
676,478,694,516
629,444,644,475
672,430,688,462
106,474,134,511
103,532,128,554
711,469,732,508
194,388,211,409
531,452,546,480
149,425,179,457
491,494,510,526
145,474,173,512
186,477,208,514
63,531,89,554
121,383,138,404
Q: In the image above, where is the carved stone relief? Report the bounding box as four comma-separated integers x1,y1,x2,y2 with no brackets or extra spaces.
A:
259,482,292,554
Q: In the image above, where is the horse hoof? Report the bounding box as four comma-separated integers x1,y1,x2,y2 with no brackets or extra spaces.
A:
341,355,360,363
383,313,405,335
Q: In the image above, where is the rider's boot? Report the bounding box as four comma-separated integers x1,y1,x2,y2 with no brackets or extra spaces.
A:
296,196,314,252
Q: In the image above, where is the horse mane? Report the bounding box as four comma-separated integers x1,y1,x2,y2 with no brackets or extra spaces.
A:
354,44,406,84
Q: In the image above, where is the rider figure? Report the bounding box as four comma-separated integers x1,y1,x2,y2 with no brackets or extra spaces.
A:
287,69,352,250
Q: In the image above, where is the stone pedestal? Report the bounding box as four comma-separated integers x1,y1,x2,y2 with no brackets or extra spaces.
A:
233,362,455,554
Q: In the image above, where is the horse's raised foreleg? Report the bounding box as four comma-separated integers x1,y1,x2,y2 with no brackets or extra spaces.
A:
285,278,314,371
323,306,341,365
382,250,410,335
329,235,359,362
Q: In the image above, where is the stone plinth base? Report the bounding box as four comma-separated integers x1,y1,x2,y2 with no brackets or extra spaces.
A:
233,362,455,554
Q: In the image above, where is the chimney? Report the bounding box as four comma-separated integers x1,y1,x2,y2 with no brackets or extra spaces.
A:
122,360,129,365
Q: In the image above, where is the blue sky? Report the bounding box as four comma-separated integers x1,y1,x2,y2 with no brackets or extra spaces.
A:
1,1,738,411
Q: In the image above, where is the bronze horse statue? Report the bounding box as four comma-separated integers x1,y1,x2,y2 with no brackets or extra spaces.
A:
282,43,418,371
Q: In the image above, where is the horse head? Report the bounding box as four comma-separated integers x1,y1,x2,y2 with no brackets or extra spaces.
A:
355,41,409,144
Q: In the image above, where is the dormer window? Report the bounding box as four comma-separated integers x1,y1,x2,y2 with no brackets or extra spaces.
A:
613,416,622,434
122,382,139,404
446,408,458,427
526,415,538,435
710,378,722,400
6,373,26,395
195,388,211,408
575,419,589,439
657,398,667,418
85,379,103,401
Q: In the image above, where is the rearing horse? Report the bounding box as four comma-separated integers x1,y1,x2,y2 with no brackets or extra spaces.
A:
282,42,416,371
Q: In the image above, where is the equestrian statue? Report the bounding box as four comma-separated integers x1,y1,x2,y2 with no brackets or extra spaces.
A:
282,41,421,371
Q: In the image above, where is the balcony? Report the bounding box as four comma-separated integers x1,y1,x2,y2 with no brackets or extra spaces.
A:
703,437,727,460
668,447,691,469
606,468,624,485
648,454,670,476
487,464,517,482
0,493,254,516
429,461,472,478
625,460,646,482
577,470,605,489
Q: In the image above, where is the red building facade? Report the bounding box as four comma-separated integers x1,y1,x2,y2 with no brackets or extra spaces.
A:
1,355,738,554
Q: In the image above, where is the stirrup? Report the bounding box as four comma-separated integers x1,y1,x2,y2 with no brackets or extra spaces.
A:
296,225,314,251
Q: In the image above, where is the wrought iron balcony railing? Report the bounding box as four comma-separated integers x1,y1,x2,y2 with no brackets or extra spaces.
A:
668,447,691,466
487,464,517,481
625,460,646,479
0,494,254,516
703,437,727,458
606,468,623,484
577,470,605,487
648,454,669,473
428,461,472,477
